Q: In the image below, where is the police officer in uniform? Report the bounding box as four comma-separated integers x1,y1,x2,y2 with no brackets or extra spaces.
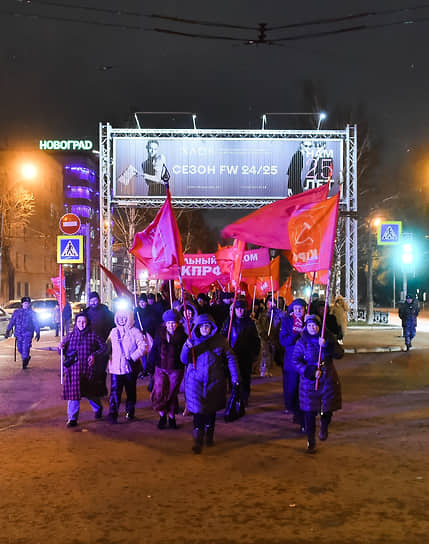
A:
5,296,40,369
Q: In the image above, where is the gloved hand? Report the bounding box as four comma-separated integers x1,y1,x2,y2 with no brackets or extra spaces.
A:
5,331,10,339
35,333,40,342
304,365,318,380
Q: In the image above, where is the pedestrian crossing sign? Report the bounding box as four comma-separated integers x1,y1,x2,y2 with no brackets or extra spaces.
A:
57,235,84,263
377,221,402,245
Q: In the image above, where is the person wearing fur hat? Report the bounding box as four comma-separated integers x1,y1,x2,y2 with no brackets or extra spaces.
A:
331,295,350,343
292,314,344,453
221,298,260,406
181,313,239,454
106,310,149,422
279,298,307,428
5,296,40,369
148,309,187,429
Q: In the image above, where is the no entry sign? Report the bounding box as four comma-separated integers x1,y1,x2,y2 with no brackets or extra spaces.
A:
59,213,81,235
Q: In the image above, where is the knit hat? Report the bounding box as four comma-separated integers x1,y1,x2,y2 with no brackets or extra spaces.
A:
139,293,148,302
235,299,247,309
305,314,321,327
89,291,100,301
21,296,31,303
221,292,233,301
406,294,413,300
162,309,180,323
290,298,306,309
147,293,156,300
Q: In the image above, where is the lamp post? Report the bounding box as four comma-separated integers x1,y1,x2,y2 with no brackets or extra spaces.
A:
366,216,382,324
261,112,327,130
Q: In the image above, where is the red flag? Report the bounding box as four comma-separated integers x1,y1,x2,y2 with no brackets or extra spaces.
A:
288,192,340,273
215,239,246,288
306,270,330,285
222,185,329,249
51,269,66,310
99,264,134,300
244,256,280,296
279,276,294,305
130,189,184,277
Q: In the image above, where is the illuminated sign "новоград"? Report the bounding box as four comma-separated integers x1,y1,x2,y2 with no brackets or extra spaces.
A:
39,140,93,151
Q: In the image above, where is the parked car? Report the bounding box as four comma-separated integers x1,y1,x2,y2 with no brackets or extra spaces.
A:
3,300,22,317
0,308,11,337
31,298,58,329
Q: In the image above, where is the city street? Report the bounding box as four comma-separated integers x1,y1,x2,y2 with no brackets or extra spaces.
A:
1,328,429,544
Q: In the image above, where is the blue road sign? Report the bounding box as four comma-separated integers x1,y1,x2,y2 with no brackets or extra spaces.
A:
57,236,84,263
377,221,402,245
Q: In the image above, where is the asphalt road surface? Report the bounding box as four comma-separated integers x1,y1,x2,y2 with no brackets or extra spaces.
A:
0,331,428,544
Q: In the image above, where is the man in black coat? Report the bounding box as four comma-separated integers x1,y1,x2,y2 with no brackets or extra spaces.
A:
222,299,260,406
83,292,114,341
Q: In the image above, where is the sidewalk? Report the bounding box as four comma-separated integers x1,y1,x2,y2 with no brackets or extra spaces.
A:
344,307,429,353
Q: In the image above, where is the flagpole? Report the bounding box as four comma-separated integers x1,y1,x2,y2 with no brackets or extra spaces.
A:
59,263,63,386
315,192,340,390
252,285,256,315
315,269,332,391
307,272,316,316
268,275,274,337
169,280,173,309
133,258,144,332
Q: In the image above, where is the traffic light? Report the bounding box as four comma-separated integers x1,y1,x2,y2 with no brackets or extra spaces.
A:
402,243,413,265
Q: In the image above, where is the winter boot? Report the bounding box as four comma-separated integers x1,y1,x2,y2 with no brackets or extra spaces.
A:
22,358,29,369
158,414,167,429
319,412,332,441
192,427,204,454
306,438,316,453
205,425,215,447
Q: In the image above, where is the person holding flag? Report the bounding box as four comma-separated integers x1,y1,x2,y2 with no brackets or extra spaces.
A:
292,313,344,453
279,298,307,429
221,298,260,406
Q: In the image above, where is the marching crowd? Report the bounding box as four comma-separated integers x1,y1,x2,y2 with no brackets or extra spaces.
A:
5,290,351,453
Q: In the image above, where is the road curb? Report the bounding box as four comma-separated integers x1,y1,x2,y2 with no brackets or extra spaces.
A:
345,346,404,354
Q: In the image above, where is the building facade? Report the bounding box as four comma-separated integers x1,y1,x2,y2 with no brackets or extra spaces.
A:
0,148,63,304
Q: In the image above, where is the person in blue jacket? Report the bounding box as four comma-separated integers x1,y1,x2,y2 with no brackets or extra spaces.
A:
292,314,344,453
5,296,40,369
279,298,306,429
181,314,239,454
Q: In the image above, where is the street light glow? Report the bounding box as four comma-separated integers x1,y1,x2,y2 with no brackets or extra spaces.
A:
21,163,37,180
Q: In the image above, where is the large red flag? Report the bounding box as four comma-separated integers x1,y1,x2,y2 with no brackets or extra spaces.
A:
222,185,329,249
99,264,134,300
130,189,184,277
288,192,340,273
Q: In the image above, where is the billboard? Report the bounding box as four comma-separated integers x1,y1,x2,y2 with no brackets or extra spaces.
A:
113,136,343,200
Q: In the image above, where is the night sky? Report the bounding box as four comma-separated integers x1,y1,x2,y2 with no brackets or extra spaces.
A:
1,1,428,157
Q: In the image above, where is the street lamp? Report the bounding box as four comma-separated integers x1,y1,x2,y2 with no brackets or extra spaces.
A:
317,112,327,130
366,215,383,324
0,161,38,301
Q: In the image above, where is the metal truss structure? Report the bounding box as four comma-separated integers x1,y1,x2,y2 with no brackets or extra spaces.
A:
99,123,358,317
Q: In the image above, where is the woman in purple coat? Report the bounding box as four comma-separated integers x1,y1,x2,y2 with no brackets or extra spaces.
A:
60,313,107,427
292,314,343,453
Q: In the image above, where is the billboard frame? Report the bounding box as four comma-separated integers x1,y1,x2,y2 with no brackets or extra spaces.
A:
99,123,358,318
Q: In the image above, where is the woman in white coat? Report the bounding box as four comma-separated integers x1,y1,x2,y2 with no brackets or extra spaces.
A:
106,310,148,422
